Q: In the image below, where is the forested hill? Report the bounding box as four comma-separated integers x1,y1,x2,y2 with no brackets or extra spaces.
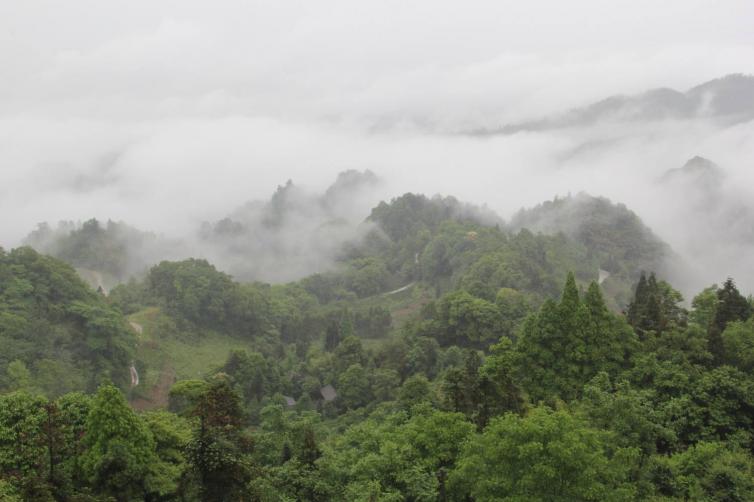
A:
21,185,669,309
356,192,666,307
3,190,754,500
0,247,135,394
509,193,670,293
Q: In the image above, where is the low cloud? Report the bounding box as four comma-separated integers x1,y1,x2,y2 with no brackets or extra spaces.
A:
2,0,754,294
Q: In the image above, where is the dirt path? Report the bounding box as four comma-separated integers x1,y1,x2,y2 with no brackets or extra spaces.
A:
383,282,416,296
131,364,176,411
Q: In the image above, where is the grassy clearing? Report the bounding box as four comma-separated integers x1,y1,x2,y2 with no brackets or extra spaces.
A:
127,307,256,406
160,332,255,380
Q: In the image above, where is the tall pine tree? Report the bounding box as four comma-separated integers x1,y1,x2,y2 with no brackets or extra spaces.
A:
709,278,752,363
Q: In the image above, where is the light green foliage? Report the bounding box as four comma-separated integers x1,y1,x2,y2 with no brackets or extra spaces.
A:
420,290,503,347
579,373,674,456
338,364,372,410
168,379,209,415
81,384,157,499
721,318,754,371
451,407,638,501
254,404,322,468
649,442,754,501
0,247,135,394
405,335,440,378
397,374,435,410
0,479,22,501
333,335,367,374
55,391,92,490
665,366,754,448
0,392,49,488
142,411,191,497
320,406,474,500
690,285,719,330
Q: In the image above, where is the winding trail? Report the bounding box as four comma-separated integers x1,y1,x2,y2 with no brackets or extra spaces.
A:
383,282,416,296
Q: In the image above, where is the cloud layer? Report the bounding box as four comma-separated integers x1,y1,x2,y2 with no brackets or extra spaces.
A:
2,0,754,294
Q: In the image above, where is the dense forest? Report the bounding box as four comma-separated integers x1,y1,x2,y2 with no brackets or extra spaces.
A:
2,192,754,501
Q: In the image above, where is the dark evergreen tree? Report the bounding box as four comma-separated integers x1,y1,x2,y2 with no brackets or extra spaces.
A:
626,272,683,335
185,374,255,502
516,273,638,402
709,278,752,363
713,278,752,333
626,272,648,327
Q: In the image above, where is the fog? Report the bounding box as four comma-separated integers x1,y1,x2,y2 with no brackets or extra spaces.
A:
2,0,754,294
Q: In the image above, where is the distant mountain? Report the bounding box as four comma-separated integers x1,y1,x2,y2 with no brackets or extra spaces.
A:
477,74,754,135
660,156,725,202
660,156,754,244
661,156,723,183
653,156,754,292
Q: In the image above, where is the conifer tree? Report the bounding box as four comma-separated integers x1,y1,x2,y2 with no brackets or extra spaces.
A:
713,278,752,333
627,272,679,335
709,278,752,363
627,272,648,327
516,274,638,402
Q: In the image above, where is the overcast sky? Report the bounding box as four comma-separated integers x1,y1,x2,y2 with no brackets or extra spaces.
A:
2,0,754,248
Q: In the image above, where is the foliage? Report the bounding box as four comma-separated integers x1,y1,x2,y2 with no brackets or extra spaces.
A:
0,247,135,394
515,273,638,402
450,407,638,501
81,384,157,500
4,191,754,501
